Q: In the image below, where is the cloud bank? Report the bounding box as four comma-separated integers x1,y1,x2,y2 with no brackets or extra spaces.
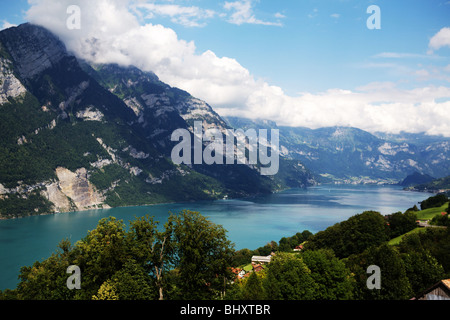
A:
25,0,450,136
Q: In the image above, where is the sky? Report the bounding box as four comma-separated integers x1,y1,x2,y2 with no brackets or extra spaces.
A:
1,0,450,136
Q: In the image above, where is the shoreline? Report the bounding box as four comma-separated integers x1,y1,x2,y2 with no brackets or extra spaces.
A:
0,182,431,221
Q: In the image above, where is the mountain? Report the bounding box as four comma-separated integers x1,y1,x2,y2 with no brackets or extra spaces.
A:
0,23,315,219
225,116,450,184
399,172,435,187
408,175,450,194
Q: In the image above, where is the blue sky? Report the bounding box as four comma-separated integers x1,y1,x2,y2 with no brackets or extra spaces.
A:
135,0,450,94
1,0,450,135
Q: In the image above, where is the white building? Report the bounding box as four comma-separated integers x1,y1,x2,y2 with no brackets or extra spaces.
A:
251,255,272,264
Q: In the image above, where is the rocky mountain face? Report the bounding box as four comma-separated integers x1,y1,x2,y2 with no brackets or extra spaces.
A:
0,23,315,219
225,117,450,184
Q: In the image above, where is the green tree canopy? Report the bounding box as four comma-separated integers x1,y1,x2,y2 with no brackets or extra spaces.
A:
168,210,235,300
5,210,235,300
301,249,355,300
387,211,417,238
305,211,389,258
263,252,318,300
345,243,413,300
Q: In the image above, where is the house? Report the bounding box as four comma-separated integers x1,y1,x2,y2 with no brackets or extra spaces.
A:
231,267,246,279
252,263,264,273
251,254,273,264
293,245,303,252
411,279,450,300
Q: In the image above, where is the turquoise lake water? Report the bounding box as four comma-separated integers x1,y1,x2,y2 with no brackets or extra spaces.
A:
0,184,431,290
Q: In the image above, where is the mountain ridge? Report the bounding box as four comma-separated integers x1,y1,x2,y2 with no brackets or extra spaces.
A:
0,23,315,219
225,116,450,184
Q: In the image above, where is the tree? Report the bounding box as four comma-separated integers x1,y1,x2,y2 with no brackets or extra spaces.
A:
168,210,235,300
387,211,417,238
232,248,253,266
398,228,450,278
346,244,413,300
69,216,130,299
420,193,448,210
263,253,318,300
305,211,389,258
301,249,355,300
278,237,291,252
126,215,173,300
9,211,235,300
278,230,313,252
92,280,119,300
100,260,157,300
241,272,266,300
15,250,72,300
430,212,450,227
401,250,445,295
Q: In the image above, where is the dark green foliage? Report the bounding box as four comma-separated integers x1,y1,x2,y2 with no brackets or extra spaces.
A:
263,252,318,300
406,204,419,212
233,230,313,266
3,211,235,300
169,210,235,300
420,193,448,210
430,212,450,227
401,250,445,295
240,271,266,300
387,211,418,238
278,230,312,252
101,260,158,300
304,211,389,258
398,227,450,275
0,190,53,218
345,244,413,300
301,249,354,300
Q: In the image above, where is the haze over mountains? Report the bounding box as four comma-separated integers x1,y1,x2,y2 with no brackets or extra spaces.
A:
0,23,449,218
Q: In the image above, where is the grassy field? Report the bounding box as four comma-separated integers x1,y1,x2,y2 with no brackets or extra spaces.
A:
416,202,448,220
388,202,448,245
388,227,428,245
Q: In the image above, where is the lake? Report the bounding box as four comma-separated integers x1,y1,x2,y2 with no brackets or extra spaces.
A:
0,184,431,290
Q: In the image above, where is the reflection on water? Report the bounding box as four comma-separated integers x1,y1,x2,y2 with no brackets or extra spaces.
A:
0,184,430,290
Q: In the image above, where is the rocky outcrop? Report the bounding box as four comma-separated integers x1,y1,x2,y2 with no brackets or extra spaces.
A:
41,167,109,214
44,182,74,213
54,167,106,211
0,57,27,104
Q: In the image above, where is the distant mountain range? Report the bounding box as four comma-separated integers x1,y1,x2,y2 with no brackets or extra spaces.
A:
0,23,315,218
224,117,450,184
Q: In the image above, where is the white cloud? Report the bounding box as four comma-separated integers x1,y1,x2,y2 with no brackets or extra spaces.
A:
330,13,340,19
428,27,450,53
25,0,450,137
223,0,282,26
216,84,450,136
1,20,17,30
274,12,286,19
133,3,215,27
374,52,437,59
